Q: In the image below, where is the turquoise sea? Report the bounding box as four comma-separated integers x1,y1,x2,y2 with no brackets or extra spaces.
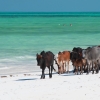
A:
0,12,100,75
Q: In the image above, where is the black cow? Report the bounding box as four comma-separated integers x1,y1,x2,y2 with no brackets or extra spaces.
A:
70,51,83,73
36,51,56,79
70,51,82,61
72,47,83,57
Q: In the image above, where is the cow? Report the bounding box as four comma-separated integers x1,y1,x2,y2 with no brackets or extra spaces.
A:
71,47,87,72
55,51,70,74
36,51,56,79
71,52,87,74
70,51,83,73
82,46,100,74
72,47,83,58
72,58,83,75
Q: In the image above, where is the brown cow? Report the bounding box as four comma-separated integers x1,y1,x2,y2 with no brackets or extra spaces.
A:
72,59,83,75
55,51,70,74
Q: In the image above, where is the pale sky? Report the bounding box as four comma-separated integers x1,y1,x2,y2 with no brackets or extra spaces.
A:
0,0,100,12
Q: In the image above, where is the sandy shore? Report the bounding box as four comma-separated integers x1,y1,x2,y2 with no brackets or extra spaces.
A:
0,64,100,100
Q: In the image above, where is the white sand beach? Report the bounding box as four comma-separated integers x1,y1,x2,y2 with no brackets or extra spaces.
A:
0,63,100,100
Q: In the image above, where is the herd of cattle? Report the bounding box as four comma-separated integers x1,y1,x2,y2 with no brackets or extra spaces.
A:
36,45,100,79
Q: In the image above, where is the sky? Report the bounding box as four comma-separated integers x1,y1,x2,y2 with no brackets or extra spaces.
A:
0,0,100,12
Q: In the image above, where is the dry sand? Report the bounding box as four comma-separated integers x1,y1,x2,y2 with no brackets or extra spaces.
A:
0,64,100,100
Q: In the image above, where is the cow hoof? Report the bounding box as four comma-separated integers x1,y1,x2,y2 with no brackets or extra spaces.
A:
40,77,44,79
49,77,52,78
49,74,52,78
40,75,45,79
95,72,98,74
40,76,42,79
43,76,45,79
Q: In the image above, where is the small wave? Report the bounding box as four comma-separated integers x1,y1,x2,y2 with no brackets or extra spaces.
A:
0,66,11,70
15,55,35,59
0,58,16,62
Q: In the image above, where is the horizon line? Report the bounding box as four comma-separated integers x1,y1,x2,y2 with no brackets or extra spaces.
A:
0,11,100,13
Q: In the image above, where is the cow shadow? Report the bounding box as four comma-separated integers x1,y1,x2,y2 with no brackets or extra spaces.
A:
61,70,76,76
15,78,37,81
37,72,58,76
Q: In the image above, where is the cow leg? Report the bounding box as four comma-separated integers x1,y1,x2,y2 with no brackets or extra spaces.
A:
77,67,79,75
41,68,45,79
49,65,53,78
75,67,77,75
97,65,99,73
63,63,65,73
92,68,94,74
60,64,63,74
92,62,94,74
60,66,62,74
57,63,60,74
96,64,99,74
84,65,87,73
80,66,83,74
96,66,99,74
86,63,89,75
50,65,53,78
91,62,94,72
75,67,76,75
64,62,66,72
73,66,76,73
49,67,51,78
86,60,89,74
86,59,89,74
57,63,62,74
96,60,99,74
67,61,69,73
62,63,64,73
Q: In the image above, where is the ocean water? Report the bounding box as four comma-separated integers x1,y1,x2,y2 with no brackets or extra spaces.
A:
0,12,100,75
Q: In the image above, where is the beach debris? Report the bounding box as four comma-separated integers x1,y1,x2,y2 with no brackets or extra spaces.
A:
1,76,7,78
24,74,31,76
10,75,13,77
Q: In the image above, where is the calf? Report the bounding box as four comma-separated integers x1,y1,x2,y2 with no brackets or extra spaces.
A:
55,51,70,74
70,51,82,73
72,59,83,75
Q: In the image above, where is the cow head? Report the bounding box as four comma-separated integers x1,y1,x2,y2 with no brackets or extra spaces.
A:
36,53,44,68
70,51,82,62
82,49,86,58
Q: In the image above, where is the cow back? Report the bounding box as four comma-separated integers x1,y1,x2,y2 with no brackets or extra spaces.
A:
44,51,54,67
83,46,100,60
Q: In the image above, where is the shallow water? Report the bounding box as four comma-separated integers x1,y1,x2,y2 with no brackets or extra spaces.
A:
0,12,100,75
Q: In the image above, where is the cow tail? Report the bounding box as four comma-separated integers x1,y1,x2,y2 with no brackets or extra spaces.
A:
53,67,56,72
